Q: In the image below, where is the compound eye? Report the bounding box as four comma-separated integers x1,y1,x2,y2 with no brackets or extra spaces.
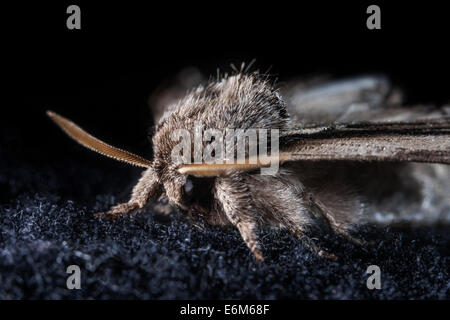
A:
184,177,194,197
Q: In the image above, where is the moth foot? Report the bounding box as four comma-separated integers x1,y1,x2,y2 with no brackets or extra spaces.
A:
94,202,139,220
94,212,119,220
342,233,368,247
298,235,338,261
234,221,264,262
317,250,338,261
333,228,371,247
251,248,264,262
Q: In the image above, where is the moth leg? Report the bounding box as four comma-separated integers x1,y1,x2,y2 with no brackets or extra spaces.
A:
235,221,264,262
280,216,338,260
320,210,367,246
215,176,264,261
306,193,368,246
95,168,162,219
327,219,367,246
298,234,338,260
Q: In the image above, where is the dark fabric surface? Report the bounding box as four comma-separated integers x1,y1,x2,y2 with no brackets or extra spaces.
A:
0,127,449,299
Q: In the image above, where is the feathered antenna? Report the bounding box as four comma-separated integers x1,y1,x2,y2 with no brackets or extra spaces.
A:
47,111,153,168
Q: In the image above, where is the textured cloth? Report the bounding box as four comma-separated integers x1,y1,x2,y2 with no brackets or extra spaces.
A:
0,128,449,299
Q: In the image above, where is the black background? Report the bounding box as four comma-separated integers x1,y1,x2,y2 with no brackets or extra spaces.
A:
3,1,449,164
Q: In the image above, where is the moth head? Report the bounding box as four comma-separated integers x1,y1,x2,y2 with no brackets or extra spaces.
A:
152,151,215,213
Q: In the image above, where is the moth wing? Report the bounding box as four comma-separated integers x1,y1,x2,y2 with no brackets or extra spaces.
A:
282,75,450,124
282,75,393,124
280,117,450,164
327,105,450,124
178,117,450,177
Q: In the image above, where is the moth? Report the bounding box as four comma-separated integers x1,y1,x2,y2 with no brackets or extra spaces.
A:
47,69,450,261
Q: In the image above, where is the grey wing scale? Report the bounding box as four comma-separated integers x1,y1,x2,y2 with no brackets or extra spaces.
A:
280,118,450,164
281,75,450,225
282,75,450,124
282,75,393,124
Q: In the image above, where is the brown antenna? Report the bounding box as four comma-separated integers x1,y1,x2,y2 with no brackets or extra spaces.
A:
47,111,153,168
